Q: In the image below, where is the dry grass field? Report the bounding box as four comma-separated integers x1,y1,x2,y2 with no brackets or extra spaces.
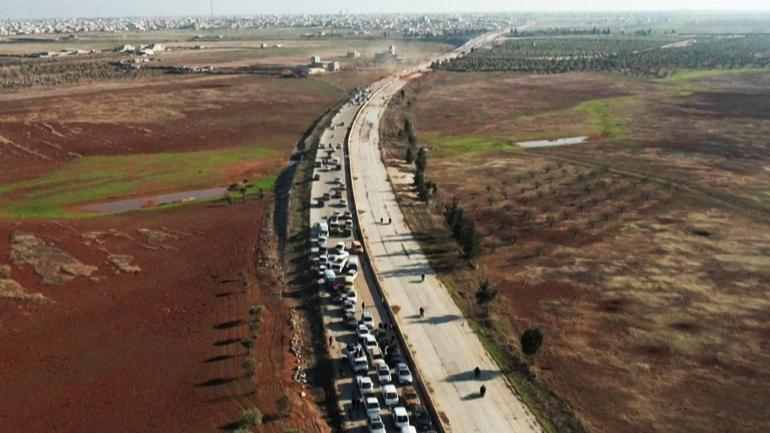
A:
381,69,770,433
0,33,455,432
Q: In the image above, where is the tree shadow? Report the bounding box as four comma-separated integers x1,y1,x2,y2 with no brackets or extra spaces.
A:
213,338,241,347
202,354,234,363
213,319,243,330
194,377,236,388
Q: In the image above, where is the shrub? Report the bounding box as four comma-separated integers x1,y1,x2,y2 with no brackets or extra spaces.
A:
249,304,265,316
242,357,260,377
276,393,291,415
475,278,498,305
240,408,263,427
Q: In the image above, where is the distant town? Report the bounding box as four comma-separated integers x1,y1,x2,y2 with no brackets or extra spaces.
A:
0,14,517,37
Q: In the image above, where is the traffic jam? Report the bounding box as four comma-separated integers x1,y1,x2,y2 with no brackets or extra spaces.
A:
309,89,437,433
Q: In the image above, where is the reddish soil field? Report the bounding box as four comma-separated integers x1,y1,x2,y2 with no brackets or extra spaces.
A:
0,74,344,183
0,200,329,433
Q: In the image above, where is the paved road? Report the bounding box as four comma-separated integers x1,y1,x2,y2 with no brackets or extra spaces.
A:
310,98,431,432
347,37,544,433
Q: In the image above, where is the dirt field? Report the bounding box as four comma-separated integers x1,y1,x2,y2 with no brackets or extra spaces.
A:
381,70,770,433
0,198,330,433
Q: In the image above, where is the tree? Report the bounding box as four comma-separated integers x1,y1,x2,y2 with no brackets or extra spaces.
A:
249,304,265,316
240,408,263,427
242,357,260,377
276,393,291,416
459,219,481,259
415,147,427,173
475,278,498,305
520,328,544,364
405,146,414,164
240,338,255,354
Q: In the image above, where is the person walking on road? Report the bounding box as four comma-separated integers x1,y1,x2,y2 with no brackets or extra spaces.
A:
420,273,425,282
329,336,333,347
474,366,481,379
480,385,487,398
419,306,425,318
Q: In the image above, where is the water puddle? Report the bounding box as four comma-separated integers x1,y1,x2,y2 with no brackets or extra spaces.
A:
79,187,228,214
517,136,588,148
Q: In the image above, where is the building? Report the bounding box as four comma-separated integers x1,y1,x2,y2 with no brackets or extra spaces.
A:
374,45,404,64
297,55,340,76
346,50,360,58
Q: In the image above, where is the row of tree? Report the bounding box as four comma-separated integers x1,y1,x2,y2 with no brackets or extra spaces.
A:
443,197,482,259
437,34,770,77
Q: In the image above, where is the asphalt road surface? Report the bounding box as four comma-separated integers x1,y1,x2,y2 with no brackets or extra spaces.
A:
310,98,432,432
346,36,544,433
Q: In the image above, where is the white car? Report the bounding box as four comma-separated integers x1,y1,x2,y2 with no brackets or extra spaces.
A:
365,396,381,418
318,237,327,249
334,241,346,252
396,363,413,385
345,343,361,360
362,334,378,354
357,375,375,397
383,384,399,407
375,360,392,384
356,323,370,339
361,311,375,329
344,288,357,305
393,406,409,428
368,415,386,433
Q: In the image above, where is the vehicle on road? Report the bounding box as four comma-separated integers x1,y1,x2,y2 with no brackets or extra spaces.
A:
318,237,327,249
393,406,410,428
357,375,375,397
411,405,433,431
368,415,386,433
365,396,381,418
361,311,375,329
400,426,417,433
343,288,358,305
340,198,348,207
362,334,378,354
323,192,331,201
402,385,420,407
356,323,371,339
375,360,392,384
383,384,399,407
345,343,361,360
345,311,358,327
343,299,356,315
397,362,413,385
352,240,363,254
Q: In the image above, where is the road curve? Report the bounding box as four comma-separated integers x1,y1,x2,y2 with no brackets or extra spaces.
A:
347,35,544,433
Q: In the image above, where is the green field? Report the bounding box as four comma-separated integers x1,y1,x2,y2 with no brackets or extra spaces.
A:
0,146,277,218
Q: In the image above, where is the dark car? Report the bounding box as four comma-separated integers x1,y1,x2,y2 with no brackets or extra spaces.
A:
411,405,433,431
386,348,404,366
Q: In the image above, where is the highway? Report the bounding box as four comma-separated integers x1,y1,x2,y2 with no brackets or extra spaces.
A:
310,96,435,432
345,34,544,433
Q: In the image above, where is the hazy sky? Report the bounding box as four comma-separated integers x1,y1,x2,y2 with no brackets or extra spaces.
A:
3,0,770,19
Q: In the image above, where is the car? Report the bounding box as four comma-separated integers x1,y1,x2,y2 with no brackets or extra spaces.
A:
343,288,357,305
352,355,369,373
383,384,399,407
313,172,320,181
411,405,433,431
368,345,385,364
345,311,358,327
334,177,342,184
362,334,378,353
387,349,404,366
336,143,343,149
400,427,417,433
343,300,356,315
356,375,374,397
375,360,392,384
361,311,375,329
319,143,326,149
317,198,325,207
339,198,348,207
345,343,361,360
323,192,331,201
318,237,327,249
352,240,363,254
401,386,420,408
397,363,413,385
356,323,370,339
393,406,410,428
365,396,381,418
334,241,346,253
368,415,386,433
